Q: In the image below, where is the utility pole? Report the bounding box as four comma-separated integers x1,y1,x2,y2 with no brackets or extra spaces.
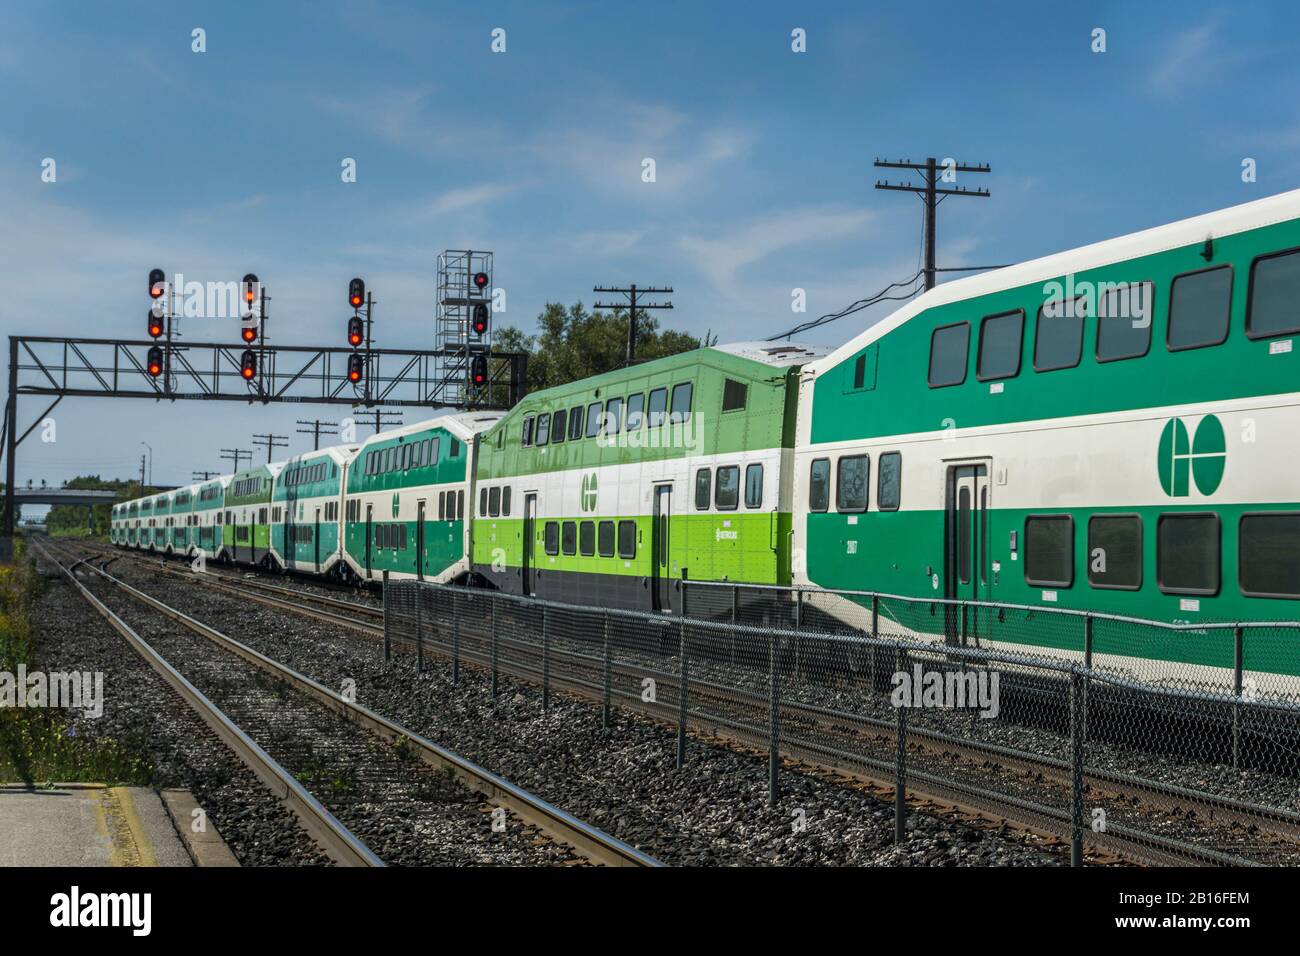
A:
139,455,146,490
356,407,402,436
593,284,674,366
220,448,252,472
874,157,992,290
296,419,339,451
252,433,288,464
192,470,220,481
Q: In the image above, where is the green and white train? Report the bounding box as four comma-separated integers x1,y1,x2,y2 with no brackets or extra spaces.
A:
111,190,1300,679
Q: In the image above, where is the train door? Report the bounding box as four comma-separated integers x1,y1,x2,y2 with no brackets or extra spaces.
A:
944,462,991,645
364,503,373,580
314,507,321,572
652,484,672,612
522,493,537,596
415,500,425,581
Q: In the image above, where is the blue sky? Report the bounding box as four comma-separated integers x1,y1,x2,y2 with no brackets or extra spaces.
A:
4,0,1299,493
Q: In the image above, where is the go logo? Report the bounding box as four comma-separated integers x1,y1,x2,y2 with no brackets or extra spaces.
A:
1157,414,1225,497
580,472,598,513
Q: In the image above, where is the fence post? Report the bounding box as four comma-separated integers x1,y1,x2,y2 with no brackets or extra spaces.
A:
490,595,499,701
415,586,424,674
1232,626,1244,770
1082,613,1093,737
382,570,391,662
871,593,880,691
894,643,907,843
676,618,688,768
769,630,780,805
602,611,611,730
451,589,460,684
1070,669,1085,867
730,586,739,665
542,605,550,713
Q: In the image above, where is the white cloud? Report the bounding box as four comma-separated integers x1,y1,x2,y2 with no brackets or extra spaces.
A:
1147,20,1222,95
427,183,519,215
678,206,875,290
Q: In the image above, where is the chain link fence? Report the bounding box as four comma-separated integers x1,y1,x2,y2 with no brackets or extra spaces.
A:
385,578,1300,867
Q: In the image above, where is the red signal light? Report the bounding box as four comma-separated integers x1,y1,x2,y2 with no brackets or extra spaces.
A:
149,268,166,299
470,354,487,386
240,350,257,380
148,310,164,339
472,302,489,336
473,271,489,291
242,273,259,305
349,277,365,310
348,316,364,347
347,353,364,383
241,325,258,343
146,346,163,377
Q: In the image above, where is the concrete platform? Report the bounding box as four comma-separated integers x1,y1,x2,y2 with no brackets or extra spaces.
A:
0,784,235,867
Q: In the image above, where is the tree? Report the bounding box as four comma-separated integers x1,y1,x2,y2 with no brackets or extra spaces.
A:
45,475,138,539
495,302,701,393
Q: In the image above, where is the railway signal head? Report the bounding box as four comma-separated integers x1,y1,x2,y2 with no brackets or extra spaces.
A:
241,323,258,344
472,271,489,292
347,352,364,383
349,277,365,310
148,268,166,299
240,349,257,380
147,309,164,339
146,346,163,377
348,315,364,347
470,354,487,386
242,273,259,305
472,302,489,337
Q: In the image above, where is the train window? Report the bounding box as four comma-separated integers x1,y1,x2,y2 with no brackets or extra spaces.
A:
836,456,869,513
579,521,595,556
1168,265,1232,351
617,520,636,559
744,464,763,509
878,452,902,511
479,487,487,517
585,402,603,438
522,416,534,447
647,388,668,427
598,521,615,557
1247,249,1300,338
625,393,645,430
694,468,711,510
853,354,867,389
562,521,577,555
568,406,584,440
928,322,969,387
722,379,748,412
438,493,445,520
430,437,441,463
403,444,413,470
489,486,500,517
551,409,567,444
502,487,511,516
977,310,1024,381
604,397,623,435
1024,515,1074,588
1239,513,1300,597
544,521,560,555
1158,513,1220,595
1034,297,1085,372
536,413,550,445
715,466,740,511
457,490,464,520
669,383,693,423
450,439,460,457
1087,515,1143,590
809,458,830,512
1096,281,1154,362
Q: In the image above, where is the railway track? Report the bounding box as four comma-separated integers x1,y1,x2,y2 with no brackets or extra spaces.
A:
94,540,1300,866
36,539,661,868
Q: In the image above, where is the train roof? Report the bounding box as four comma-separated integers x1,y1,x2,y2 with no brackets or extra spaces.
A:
356,411,503,448
807,186,1300,375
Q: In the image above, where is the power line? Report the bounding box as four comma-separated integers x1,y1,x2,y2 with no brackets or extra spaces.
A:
220,448,252,472
593,284,674,366
357,408,403,436
192,470,220,481
767,270,925,341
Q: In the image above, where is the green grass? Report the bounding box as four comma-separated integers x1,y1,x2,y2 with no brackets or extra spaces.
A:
0,540,150,785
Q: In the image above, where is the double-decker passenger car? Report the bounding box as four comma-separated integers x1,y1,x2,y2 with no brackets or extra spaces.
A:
271,445,357,577
223,463,281,567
